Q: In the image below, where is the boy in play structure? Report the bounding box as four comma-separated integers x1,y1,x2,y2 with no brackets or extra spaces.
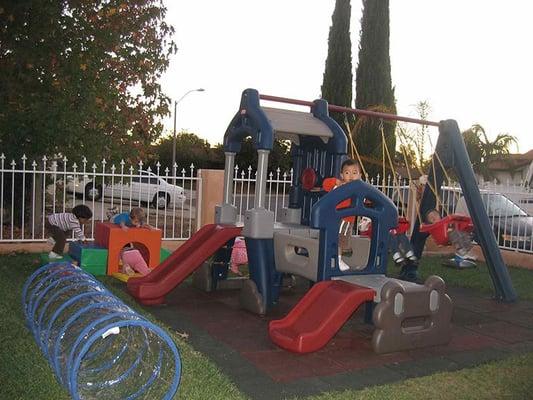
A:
425,208,476,267
333,158,363,271
46,204,92,260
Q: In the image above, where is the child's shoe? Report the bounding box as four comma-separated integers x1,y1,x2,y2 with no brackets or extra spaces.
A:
463,251,477,261
392,251,405,265
405,250,418,262
123,264,135,276
48,251,63,260
338,256,350,271
453,254,476,268
106,206,119,220
47,237,56,246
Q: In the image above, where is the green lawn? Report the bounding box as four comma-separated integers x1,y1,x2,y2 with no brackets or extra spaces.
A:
407,254,533,301
1,252,533,400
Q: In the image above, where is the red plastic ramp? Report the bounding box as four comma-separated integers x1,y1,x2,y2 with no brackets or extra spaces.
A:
127,224,242,305
269,280,375,353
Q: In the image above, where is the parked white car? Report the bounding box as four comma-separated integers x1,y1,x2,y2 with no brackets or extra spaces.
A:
66,170,186,209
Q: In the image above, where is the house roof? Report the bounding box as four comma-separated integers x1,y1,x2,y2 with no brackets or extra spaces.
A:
486,149,533,171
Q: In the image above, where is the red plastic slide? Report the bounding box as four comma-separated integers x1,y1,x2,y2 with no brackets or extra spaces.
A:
127,224,242,305
269,280,375,353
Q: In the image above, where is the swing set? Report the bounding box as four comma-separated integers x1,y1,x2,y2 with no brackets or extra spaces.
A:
340,113,473,249
260,93,517,303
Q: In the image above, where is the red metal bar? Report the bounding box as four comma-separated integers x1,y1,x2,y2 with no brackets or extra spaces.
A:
259,94,440,127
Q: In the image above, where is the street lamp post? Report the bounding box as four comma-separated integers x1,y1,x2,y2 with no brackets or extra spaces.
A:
172,88,205,172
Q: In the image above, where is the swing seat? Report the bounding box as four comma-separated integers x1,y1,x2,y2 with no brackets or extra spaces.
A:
361,216,410,238
419,214,473,246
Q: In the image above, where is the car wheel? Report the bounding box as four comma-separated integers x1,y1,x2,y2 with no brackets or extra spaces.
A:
152,192,169,209
85,184,102,201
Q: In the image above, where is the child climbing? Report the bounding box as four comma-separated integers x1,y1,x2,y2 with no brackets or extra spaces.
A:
230,237,248,275
110,207,151,230
120,246,151,276
46,204,93,259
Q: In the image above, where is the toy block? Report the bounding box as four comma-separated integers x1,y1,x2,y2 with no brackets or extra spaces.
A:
160,247,172,262
94,222,162,275
112,272,143,283
68,241,108,276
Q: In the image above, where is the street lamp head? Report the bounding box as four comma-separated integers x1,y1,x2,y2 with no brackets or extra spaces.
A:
172,87,206,169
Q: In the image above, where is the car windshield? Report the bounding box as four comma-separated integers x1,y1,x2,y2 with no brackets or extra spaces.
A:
481,194,528,217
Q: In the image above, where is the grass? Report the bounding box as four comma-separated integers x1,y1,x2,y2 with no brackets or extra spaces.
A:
0,253,243,400
401,254,533,301
1,252,533,399
302,352,533,400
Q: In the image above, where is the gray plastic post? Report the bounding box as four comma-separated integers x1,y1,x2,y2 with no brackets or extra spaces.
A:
223,152,236,204
255,149,270,209
214,152,238,225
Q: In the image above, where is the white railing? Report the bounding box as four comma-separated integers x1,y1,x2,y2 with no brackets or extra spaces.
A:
441,181,533,254
230,167,409,223
0,154,201,242
232,166,293,223
231,167,532,255
2,154,531,255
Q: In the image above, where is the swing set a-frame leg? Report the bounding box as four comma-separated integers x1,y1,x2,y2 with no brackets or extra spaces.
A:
409,119,517,303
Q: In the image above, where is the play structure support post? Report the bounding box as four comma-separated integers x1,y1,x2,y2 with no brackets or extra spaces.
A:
223,152,236,204
411,120,517,302
255,149,270,209
443,120,516,302
215,153,238,225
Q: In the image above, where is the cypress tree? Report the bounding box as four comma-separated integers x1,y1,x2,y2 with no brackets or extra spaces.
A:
321,0,354,133
355,0,396,178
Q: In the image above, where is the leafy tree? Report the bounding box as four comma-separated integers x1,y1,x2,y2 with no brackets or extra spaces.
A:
154,131,223,173
462,124,518,180
153,134,291,176
354,0,396,178
232,139,292,174
0,0,176,163
395,101,432,173
321,0,354,132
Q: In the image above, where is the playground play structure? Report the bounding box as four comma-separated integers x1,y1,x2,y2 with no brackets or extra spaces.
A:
110,88,515,354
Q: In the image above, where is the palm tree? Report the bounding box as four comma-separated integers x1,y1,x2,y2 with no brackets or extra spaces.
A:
462,124,518,180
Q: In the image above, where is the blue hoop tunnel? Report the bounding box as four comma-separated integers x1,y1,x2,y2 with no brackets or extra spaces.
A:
22,262,181,400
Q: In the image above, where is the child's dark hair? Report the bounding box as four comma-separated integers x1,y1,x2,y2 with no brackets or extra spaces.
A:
424,208,440,223
341,158,360,171
72,204,92,220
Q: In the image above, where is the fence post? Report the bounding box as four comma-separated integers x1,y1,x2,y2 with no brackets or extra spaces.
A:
197,169,225,227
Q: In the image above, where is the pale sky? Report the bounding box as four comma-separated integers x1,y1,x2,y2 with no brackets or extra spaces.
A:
160,0,533,153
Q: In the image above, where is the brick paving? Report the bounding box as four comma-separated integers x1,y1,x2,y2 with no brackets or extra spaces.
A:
143,281,533,400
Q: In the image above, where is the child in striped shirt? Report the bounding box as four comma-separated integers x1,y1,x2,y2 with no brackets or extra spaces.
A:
46,204,92,259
